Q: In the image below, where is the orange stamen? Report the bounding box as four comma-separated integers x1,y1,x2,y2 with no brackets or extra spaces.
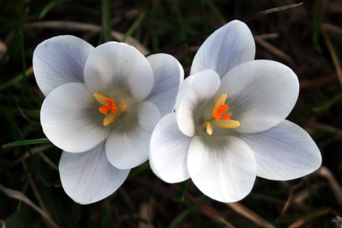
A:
213,104,231,121
205,94,239,135
93,92,127,126
99,98,118,115
99,106,111,115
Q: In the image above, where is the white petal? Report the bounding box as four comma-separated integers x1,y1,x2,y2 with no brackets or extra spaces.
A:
177,70,221,137
59,142,130,204
188,136,256,202
150,113,191,183
41,83,109,152
33,35,94,96
106,101,161,169
190,20,255,78
218,60,299,133
240,120,322,180
174,74,195,111
84,42,154,101
146,54,184,117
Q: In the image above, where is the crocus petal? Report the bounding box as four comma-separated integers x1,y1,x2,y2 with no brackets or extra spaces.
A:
177,69,221,137
174,74,195,111
146,54,184,117
218,60,299,133
106,101,161,169
150,113,191,183
33,35,94,96
41,83,109,152
188,136,256,202
84,42,154,101
239,120,322,180
190,20,255,78
59,142,130,204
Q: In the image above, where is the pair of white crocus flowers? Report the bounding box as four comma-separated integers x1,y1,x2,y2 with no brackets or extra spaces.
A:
33,20,321,204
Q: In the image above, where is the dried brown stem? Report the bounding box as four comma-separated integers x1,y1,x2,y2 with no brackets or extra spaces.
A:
288,208,332,228
186,193,236,228
321,24,342,88
23,21,149,55
0,184,59,228
279,178,307,218
321,23,342,37
243,2,303,22
9,144,53,166
255,36,294,65
309,121,342,136
226,202,275,228
0,220,5,228
300,73,338,90
316,166,342,207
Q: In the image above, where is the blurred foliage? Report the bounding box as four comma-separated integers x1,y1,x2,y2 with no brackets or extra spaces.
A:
0,0,342,227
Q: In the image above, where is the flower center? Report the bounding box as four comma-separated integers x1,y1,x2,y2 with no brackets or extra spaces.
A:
93,92,127,126
205,93,240,135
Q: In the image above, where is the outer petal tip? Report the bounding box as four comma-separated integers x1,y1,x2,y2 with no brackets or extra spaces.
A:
190,20,255,78
150,113,191,183
241,120,322,181
146,53,184,117
33,35,94,96
188,136,256,202
59,143,130,204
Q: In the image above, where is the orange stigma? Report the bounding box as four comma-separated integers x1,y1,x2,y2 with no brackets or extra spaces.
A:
213,104,232,121
205,93,240,135
93,92,127,126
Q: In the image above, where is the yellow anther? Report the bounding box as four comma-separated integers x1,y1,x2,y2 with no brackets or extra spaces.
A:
216,119,240,129
205,121,213,135
210,93,228,114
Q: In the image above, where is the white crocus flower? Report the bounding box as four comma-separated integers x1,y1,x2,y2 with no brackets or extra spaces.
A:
33,35,183,204
150,20,321,202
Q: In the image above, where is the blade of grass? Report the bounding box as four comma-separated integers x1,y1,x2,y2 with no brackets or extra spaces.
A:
0,67,33,91
312,0,323,52
20,32,27,96
39,0,67,19
205,0,226,24
173,1,187,42
128,162,149,178
180,180,189,201
168,207,194,228
122,10,146,42
2,138,50,148
101,0,111,42
313,93,342,112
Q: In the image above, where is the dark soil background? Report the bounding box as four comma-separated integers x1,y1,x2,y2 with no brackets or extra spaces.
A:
0,0,341,227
